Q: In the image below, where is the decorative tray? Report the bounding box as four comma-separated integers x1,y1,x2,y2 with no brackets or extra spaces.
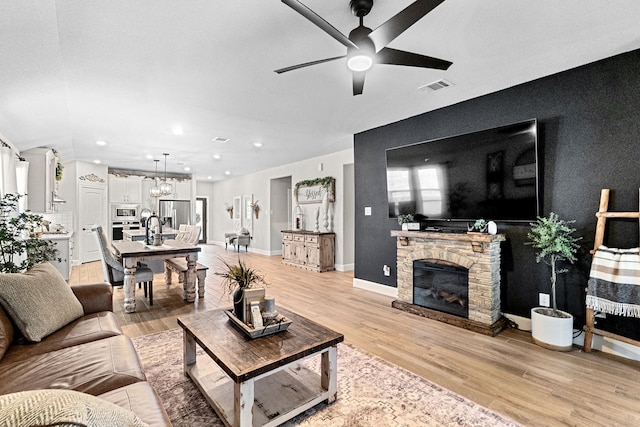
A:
225,309,292,339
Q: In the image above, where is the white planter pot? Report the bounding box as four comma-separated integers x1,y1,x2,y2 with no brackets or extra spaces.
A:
531,307,574,352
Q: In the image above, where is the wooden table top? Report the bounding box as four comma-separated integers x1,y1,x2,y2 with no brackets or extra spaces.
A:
112,239,201,258
177,307,344,383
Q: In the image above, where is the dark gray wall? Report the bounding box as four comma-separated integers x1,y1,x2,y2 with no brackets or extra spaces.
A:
354,49,640,338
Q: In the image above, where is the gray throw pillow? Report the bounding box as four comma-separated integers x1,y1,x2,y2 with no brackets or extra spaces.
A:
0,262,84,342
0,389,149,426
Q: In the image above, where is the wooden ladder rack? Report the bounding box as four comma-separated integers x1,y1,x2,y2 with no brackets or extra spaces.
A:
583,188,640,352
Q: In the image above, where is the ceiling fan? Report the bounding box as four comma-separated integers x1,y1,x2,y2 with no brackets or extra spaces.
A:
275,0,452,96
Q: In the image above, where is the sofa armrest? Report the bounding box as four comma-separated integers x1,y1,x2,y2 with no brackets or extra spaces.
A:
71,283,113,315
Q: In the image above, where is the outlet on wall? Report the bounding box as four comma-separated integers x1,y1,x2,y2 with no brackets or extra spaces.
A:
383,265,390,276
539,293,550,307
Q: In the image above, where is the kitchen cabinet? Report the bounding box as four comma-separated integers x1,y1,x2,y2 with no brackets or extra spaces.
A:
21,148,58,213
42,233,72,281
281,230,335,272
166,179,191,200
109,175,142,203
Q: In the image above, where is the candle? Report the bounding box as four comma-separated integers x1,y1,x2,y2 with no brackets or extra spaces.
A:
263,297,276,314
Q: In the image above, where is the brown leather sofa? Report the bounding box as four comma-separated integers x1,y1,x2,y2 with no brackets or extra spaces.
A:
0,282,171,426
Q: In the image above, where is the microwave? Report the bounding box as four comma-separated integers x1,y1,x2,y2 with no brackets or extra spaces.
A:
111,204,140,221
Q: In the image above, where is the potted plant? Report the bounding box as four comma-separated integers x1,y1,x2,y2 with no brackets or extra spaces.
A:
397,214,414,230
0,193,59,273
525,212,581,351
215,257,267,323
467,219,488,233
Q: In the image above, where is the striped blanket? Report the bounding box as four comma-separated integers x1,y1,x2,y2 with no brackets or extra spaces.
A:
586,246,640,318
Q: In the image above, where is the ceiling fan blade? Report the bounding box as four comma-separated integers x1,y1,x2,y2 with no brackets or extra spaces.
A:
377,47,452,70
369,0,446,51
275,55,345,74
282,0,358,49
353,71,365,96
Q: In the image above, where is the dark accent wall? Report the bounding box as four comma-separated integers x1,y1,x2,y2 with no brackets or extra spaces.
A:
354,49,640,339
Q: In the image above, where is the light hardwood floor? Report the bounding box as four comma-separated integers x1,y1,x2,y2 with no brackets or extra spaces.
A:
70,244,640,426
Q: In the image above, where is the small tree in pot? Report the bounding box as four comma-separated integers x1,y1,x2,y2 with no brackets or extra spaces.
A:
525,212,581,351
0,193,59,273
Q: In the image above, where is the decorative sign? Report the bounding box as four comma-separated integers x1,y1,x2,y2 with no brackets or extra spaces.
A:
297,184,327,204
295,177,336,204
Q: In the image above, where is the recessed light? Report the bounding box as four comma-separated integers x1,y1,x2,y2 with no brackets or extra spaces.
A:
172,125,184,136
207,176,212,180
184,167,191,171
212,137,229,143
145,154,154,159
253,142,263,148
93,159,101,164
213,154,221,160
96,140,106,146
224,170,231,175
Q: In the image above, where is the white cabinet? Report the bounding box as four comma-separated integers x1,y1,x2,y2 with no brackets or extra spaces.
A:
171,179,192,200
109,175,142,203
22,148,58,213
45,235,71,281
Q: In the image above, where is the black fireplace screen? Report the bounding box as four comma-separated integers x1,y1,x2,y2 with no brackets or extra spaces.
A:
413,260,469,318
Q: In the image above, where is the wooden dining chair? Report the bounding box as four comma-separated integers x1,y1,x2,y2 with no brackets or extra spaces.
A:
92,225,156,305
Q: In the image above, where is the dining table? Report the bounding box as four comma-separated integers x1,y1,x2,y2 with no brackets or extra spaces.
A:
111,239,202,313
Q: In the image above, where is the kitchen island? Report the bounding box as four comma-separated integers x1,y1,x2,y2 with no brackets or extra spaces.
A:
122,227,177,242
39,232,73,281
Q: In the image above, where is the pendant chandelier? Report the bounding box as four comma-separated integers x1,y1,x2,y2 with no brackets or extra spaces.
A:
149,159,162,198
159,153,172,196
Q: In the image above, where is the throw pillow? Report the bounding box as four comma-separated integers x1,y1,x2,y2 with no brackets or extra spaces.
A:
0,305,14,359
0,262,84,342
0,389,149,427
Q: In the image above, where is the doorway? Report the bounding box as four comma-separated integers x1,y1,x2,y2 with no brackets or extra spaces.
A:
79,184,107,263
195,197,207,243
269,176,292,254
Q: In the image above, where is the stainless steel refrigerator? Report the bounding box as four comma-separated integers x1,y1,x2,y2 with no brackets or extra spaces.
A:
158,199,191,230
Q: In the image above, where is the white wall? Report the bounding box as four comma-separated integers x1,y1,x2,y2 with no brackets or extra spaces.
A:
196,148,354,269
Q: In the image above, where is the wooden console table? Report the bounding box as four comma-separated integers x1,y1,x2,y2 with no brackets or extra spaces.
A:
282,230,335,272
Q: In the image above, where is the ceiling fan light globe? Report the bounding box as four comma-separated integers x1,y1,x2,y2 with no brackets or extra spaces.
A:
347,54,373,72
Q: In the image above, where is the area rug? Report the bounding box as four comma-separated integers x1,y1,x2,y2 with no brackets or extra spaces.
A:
132,329,520,427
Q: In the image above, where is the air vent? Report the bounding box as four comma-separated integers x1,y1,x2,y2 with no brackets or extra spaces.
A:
419,79,454,93
212,137,229,143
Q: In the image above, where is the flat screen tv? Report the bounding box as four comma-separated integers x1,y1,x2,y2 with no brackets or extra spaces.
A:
386,119,540,222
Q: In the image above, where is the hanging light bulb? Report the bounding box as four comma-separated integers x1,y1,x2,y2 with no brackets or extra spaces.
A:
159,153,173,196
149,159,162,198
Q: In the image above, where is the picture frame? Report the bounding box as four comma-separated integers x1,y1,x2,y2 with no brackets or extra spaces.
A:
295,182,335,204
242,287,265,323
232,196,241,220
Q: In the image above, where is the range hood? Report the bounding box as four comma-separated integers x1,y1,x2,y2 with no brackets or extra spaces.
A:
52,193,66,205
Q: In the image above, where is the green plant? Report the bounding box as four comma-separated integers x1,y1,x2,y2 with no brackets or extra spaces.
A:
215,257,267,300
397,214,414,226
0,193,59,273
469,219,488,232
526,212,581,315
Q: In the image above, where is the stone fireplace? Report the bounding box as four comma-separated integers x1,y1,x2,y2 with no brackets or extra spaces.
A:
391,230,507,336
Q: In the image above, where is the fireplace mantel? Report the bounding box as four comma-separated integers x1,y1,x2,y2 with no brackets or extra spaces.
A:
391,230,505,253
391,230,507,336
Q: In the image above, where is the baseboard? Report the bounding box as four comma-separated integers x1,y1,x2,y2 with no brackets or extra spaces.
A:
504,312,640,362
335,263,354,272
353,278,398,298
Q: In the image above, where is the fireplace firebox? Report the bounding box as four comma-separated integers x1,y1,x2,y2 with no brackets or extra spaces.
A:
413,260,469,318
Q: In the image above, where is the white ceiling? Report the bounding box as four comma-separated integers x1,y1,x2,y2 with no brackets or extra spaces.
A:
1,0,639,181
